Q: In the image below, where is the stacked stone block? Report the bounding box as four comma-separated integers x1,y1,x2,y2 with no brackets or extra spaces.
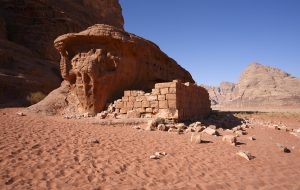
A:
112,80,211,121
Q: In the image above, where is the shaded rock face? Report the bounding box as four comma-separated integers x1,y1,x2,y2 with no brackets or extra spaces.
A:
50,24,194,114
0,0,123,60
0,0,123,107
204,63,300,110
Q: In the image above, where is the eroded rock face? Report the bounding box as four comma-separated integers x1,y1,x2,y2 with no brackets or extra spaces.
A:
204,63,300,110
31,24,194,115
55,24,194,114
0,0,123,106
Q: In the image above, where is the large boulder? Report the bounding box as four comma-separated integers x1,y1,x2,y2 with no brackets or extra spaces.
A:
30,24,194,115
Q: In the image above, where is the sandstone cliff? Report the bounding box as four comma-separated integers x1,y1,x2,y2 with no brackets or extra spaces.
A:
204,63,300,110
0,0,123,106
29,24,195,115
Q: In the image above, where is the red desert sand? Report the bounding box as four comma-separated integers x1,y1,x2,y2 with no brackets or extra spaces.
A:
1,108,300,190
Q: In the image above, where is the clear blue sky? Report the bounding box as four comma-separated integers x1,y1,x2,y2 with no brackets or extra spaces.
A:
119,0,300,86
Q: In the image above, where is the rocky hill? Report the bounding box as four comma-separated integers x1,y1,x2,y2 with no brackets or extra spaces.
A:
204,63,300,110
0,0,123,106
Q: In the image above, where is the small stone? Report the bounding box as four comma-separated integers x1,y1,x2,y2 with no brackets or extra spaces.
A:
248,136,256,141
202,127,218,136
149,155,159,159
168,128,178,133
237,151,254,160
132,126,141,130
208,125,217,130
147,117,165,131
154,152,167,157
234,130,247,136
269,125,279,130
185,128,195,133
83,112,93,118
97,111,108,119
276,143,291,153
88,138,100,144
17,112,25,116
194,126,205,133
190,133,202,144
278,125,288,131
222,135,237,146
175,123,187,130
157,124,167,131
232,126,242,131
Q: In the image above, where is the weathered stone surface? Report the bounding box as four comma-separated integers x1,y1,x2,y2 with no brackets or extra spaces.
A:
237,151,254,161
46,24,194,114
203,63,300,110
157,124,167,131
202,127,217,136
0,0,124,107
190,133,202,144
222,135,237,146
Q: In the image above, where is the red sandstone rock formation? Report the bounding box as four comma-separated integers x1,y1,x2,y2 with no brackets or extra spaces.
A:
0,0,123,106
30,24,195,115
204,63,300,110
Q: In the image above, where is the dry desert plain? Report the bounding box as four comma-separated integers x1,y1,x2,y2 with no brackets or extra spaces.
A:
1,108,300,190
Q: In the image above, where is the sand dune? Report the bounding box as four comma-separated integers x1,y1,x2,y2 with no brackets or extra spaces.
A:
1,108,300,190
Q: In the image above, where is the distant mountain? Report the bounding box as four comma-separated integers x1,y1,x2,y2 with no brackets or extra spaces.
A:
203,63,300,110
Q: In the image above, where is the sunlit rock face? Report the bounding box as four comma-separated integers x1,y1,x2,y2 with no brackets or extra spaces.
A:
53,24,194,114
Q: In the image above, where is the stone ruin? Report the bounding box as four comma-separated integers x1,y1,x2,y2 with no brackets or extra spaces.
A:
29,24,211,120
102,80,211,121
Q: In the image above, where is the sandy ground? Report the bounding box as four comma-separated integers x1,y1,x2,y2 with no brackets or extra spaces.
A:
1,108,300,190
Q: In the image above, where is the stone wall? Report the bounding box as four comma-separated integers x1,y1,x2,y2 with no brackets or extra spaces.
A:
110,80,211,121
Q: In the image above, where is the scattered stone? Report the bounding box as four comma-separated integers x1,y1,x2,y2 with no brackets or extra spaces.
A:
222,135,237,146
149,155,160,159
194,126,205,133
237,151,254,160
232,126,241,132
185,127,195,133
157,124,167,131
202,127,218,136
276,143,291,153
155,151,167,157
146,117,165,131
150,152,167,159
189,121,202,128
248,136,256,141
234,130,247,136
168,128,178,133
268,124,279,130
278,125,288,131
87,138,100,144
97,111,108,119
241,123,248,129
190,133,202,144
83,112,93,118
132,126,141,130
208,125,217,130
175,123,187,130
17,112,25,116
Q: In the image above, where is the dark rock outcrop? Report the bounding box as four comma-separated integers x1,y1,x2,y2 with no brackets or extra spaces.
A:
0,0,124,106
